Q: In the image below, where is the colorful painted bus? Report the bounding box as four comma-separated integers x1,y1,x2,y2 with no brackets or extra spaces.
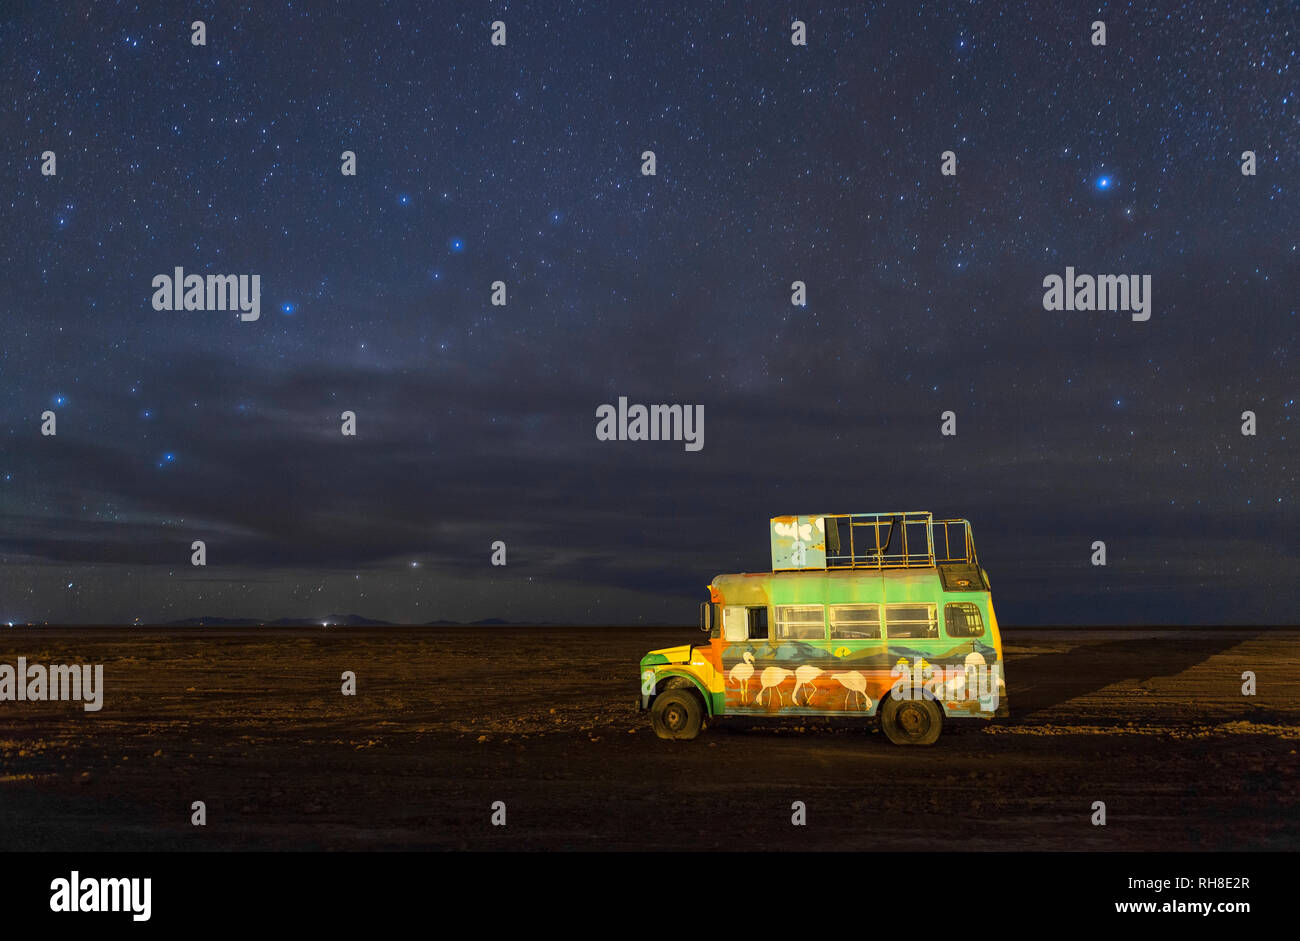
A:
638,511,1008,745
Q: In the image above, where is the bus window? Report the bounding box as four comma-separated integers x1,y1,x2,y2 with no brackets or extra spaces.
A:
775,604,826,640
884,603,938,639
726,605,769,640
944,602,985,637
722,606,748,641
829,604,881,639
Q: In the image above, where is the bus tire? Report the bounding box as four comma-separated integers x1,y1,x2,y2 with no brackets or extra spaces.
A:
879,696,943,746
651,689,704,741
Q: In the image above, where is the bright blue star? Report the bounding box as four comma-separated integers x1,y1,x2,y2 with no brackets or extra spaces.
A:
157,452,176,468
450,238,465,252
53,395,66,406
398,194,411,206
281,302,296,314
1096,175,1112,191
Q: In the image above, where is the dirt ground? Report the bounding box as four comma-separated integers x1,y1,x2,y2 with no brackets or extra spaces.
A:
0,626,1296,851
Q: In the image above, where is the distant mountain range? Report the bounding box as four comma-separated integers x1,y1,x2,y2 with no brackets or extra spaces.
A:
164,614,550,627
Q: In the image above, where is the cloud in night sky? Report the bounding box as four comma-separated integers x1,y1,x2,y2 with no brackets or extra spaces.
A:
0,1,1296,625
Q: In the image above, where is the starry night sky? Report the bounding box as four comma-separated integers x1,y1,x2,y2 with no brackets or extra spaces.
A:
1,1,1296,626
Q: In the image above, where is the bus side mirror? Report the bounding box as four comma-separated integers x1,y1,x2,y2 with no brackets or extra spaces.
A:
699,602,712,633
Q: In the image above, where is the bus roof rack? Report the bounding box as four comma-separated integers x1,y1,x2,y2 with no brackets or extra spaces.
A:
769,511,977,572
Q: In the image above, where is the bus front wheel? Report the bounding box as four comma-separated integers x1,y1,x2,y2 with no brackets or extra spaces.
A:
650,689,704,741
879,697,943,745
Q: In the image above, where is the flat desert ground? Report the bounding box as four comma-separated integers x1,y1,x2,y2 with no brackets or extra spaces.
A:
1,626,1296,851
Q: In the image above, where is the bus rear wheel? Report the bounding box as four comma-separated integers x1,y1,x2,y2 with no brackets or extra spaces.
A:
650,689,703,740
880,696,943,745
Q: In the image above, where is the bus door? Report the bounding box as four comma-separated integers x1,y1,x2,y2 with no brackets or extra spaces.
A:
719,605,769,710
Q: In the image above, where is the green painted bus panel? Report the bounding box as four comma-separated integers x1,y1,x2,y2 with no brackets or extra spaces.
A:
752,570,956,607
